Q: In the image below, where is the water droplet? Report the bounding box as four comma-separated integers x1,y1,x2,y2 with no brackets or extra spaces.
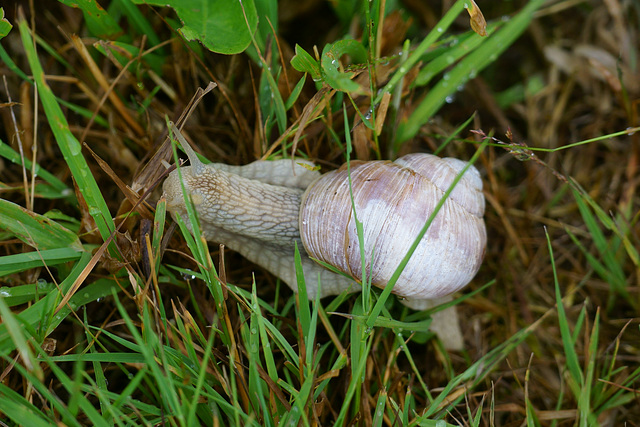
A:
443,73,450,81
445,95,455,103
37,279,48,290
251,328,257,334
446,56,454,64
83,293,89,298
0,289,10,297
626,127,636,135
436,27,443,33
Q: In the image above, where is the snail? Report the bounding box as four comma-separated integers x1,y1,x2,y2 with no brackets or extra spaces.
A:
162,126,487,348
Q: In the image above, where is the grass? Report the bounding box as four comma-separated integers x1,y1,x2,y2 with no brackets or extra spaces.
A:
0,0,639,425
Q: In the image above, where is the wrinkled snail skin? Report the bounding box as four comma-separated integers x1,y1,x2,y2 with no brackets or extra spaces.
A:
162,145,486,303
162,157,356,297
299,153,487,300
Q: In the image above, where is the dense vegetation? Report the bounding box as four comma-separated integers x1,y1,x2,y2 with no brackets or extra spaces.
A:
0,0,638,425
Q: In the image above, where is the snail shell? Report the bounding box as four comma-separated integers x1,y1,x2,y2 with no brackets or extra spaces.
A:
299,153,486,300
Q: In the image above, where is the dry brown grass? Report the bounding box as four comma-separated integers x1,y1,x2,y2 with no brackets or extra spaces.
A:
0,0,638,425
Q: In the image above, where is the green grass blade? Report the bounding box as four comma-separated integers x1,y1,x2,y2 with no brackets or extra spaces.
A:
0,259,119,354
0,247,84,276
0,199,83,251
294,242,311,331
546,228,584,388
579,310,599,426
396,0,546,144
0,384,52,427
413,23,500,87
0,295,43,380
572,189,629,296
112,0,162,47
18,19,117,248
372,388,387,427
376,0,470,104
0,137,70,194
58,0,122,37
570,183,639,267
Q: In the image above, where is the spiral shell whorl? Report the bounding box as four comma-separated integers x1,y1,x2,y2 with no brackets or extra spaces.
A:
299,153,486,300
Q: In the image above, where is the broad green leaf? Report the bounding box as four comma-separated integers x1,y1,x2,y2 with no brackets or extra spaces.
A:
321,39,367,93
0,7,12,38
0,199,83,251
291,44,321,81
132,0,258,55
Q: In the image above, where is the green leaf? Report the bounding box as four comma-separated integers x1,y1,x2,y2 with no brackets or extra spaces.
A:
395,0,547,144
0,275,120,354
547,229,584,387
0,137,70,195
111,0,163,47
320,39,367,93
58,0,123,38
285,75,307,110
19,19,117,250
93,40,165,74
133,0,258,55
0,199,83,251
0,7,12,38
0,248,85,277
0,384,52,427
291,45,321,80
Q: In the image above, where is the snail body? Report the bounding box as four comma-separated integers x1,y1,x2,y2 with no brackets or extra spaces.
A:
162,130,486,304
